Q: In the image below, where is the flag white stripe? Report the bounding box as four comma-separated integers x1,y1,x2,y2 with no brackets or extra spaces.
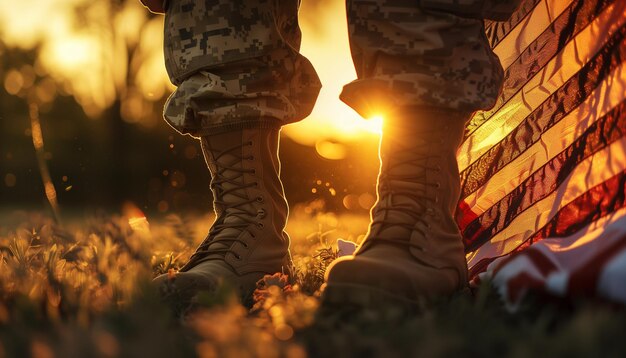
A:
598,247,626,303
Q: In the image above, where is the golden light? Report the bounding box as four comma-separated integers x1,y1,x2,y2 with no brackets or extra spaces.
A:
362,115,384,134
0,0,72,49
45,36,94,73
136,18,175,101
3,70,24,95
282,0,383,145
0,0,382,146
315,140,347,160
40,33,116,114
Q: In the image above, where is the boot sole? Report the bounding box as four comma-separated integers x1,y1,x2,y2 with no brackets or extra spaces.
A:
321,282,471,312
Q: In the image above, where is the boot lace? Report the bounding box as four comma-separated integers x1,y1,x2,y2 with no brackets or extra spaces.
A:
365,132,443,251
187,141,261,264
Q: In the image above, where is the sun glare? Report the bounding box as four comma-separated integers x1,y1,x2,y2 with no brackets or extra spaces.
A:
363,115,384,134
282,0,383,146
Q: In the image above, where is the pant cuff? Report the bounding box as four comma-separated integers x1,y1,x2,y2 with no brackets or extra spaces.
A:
187,117,283,137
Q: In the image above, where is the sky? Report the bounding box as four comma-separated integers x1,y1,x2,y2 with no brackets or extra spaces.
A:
0,0,382,149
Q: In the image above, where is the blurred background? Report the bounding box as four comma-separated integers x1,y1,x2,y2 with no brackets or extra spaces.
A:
0,0,384,219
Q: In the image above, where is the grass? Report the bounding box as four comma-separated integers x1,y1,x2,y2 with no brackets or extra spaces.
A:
0,203,625,358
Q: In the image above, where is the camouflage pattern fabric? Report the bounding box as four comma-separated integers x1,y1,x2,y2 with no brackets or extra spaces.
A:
161,0,520,135
340,0,521,119
162,0,321,136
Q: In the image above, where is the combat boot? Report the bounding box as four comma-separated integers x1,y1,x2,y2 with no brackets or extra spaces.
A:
153,126,292,308
323,107,469,307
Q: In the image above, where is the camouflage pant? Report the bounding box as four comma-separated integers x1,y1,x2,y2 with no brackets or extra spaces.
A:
162,0,521,136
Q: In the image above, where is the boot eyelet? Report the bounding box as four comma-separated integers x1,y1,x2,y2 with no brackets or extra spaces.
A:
234,254,242,260
256,196,264,203
242,242,249,248
257,222,264,228
435,182,441,189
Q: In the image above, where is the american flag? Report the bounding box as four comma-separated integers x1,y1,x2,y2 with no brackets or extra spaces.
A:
457,0,626,308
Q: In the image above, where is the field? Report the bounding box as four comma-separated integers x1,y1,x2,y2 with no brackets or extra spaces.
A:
1,203,625,358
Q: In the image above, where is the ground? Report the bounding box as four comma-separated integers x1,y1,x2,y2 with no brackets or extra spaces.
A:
0,203,625,358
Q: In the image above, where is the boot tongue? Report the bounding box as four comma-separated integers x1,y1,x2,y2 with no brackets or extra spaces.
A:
372,135,430,241
373,180,428,240
210,150,257,250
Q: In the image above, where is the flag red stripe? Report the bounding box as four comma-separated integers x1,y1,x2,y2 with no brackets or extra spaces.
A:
484,0,543,48
567,235,626,295
506,272,546,303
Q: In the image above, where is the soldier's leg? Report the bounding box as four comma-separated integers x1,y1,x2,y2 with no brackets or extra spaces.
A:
340,0,519,118
153,0,321,309
162,0,321,135
324,0,521,307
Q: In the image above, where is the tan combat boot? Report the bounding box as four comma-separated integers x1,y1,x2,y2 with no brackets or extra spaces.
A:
323,107,469,307
153,127,292,308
